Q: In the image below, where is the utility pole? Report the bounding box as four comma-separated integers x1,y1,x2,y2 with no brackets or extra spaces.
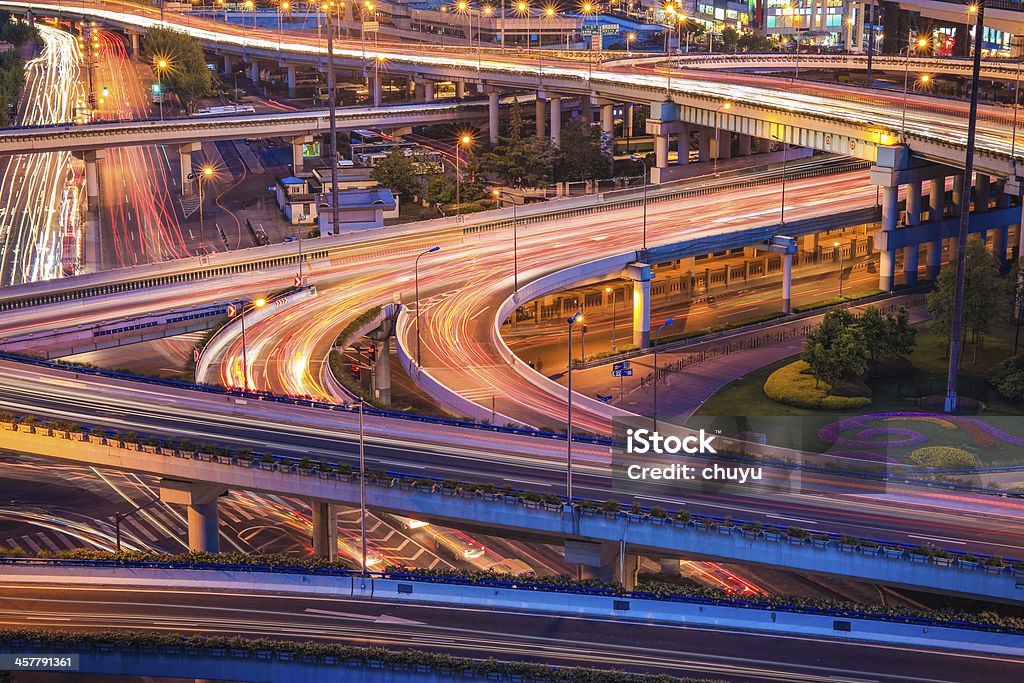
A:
326,4,340,236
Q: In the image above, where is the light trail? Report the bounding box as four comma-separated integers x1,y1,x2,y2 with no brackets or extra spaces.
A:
0,23,81,285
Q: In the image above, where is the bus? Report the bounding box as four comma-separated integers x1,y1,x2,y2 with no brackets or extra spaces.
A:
191,104,256,117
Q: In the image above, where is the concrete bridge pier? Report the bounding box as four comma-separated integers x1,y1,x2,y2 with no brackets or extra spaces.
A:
578,93,592,123
926,176,945,280
654,133,669,169
423,79,435,102
992,181,1009,264
250,59,260,84
626,262,652,348
287,65,297,97
711,129,731,162
878,184,899,292
455,79,466,100
81,149,105,202
599,101,614,142
368,73,381,107
566,539,639,591
127,31,139,56
736,133,752,156
782,252,793,313
290,135,313,171
677,126,691,165
487,91,500,144
549,96,562,146
903,180,923,286
535,97,546,138
311,500,339,560
696,127,711,163
659,557,681,576
179,142,203,197
223,53,236,75
372,334,392,404
159,480,226,552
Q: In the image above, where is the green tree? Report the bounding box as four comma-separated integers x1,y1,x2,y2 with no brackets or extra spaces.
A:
927,235,1003,344
482,98,556,188
721,27,740,53
0,50,24,126
738,32,776,53
858,305,916,360
370,147,421,202
801,309,868,387
554,119,612,182
142,27,214,111
425,174,455,208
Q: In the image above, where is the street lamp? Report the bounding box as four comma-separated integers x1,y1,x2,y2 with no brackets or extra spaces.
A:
605,285,617,350
245,0,255,29
153,56,170,120
238,296,267,391
566,310,583,501
415,246,441,368
514,1,530,50
115,497,161,553
493,189,522,295
714,101,731,176
834,240,845,298
900,35,930,139
652,317,673,430
455,133,473,219
629,154,648,251
188,165,215,254
626,31,636,56
347,399,367,573
771,133,787,224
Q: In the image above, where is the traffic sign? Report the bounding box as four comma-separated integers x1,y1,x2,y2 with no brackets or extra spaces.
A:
612,368,633,377
363,20,380,32
612,360,631,371
581,24,599,35
600,24,619,35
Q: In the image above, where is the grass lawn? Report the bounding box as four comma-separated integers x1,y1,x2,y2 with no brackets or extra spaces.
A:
692,321,1024,466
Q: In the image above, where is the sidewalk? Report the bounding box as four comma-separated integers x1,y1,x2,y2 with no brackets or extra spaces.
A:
566,294,930,423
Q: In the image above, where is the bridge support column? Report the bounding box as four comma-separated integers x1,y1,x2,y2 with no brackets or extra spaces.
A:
368,74,381,107
129,32,140,56
659,557,680,576
654,134,669,170
159,481,225,552
903,180,922,286
697,128,711,162
290,135,313,171
736,133,752,156
535,97,546,138
373,335,392,404
287,65,297,97
455,79,466,99
625,104,634,137
975,174,991,213
179,142,202,197
83,149,105,202
782,251,793,314
878,184,899,291
711,130,731,161
925,176,945,280
852,3,865,52
311,500,339,560
565,540,639,591
250,59,260,83
549,96,562,146
676,127,689,165
579,93,592,122
423,80,435,102
223,53,236,74
488,91,500,144
627,262,652,348
600,103,614,141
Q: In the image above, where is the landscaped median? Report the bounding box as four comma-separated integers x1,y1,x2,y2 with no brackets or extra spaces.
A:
0,629,723,683
2,413,1022,602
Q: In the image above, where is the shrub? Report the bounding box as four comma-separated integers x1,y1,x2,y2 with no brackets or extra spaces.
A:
909,446,979,470
601,499,621,513
990,354,1024,402
763,361,872,410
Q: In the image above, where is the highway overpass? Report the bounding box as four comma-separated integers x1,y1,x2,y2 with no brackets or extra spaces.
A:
0,418,1020,600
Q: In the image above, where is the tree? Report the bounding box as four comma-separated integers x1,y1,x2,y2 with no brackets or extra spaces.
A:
801,309,867,387
927,235,1003,344
721,27,740,53
142,27,214,111
370,147,421,201
738,32,775,53
858,305,916,360
554,120,612,182
0,50,24,126
481,98,556,188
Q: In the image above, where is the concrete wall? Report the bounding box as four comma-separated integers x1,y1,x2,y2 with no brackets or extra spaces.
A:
2,565,1020,656
1,424,1020,601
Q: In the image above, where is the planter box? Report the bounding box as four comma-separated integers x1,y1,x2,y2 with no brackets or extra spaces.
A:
983,565,1004,575
543,503,562,512
785,536,807,545
838,544,856,553
763,532,781,542
958,560,979,570
810,539,830,549
882,548,904,559
717,525,737,535
857,546,880,555
741,530,760,540
932,557,954,567
910,553,929,564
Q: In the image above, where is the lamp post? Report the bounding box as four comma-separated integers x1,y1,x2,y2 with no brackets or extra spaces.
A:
629,154,648,251
566,310,583,501
866,0,877,83
714,101,731,176
115,497,161,553
325,1,341,238
238,297,267,391
415,246,441,368
188,165,214,254
771,133,787,224
834,240,845,298
350,399,366,574
515,1,529,50
900,36,929,139
279,0,290,49
626,31,635,56
651,317,673,430
606,285,617,350
493,189,522,295
154,57,169,120
455,133,472,219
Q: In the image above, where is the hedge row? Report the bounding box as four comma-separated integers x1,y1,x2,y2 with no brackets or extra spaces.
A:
0,629,720,683
763,360,871,410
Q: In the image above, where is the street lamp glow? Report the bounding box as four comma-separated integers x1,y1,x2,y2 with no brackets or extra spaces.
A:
967,3,978,14
254,298,267,308
545,5,555,15
516,1,527,12
460,134,472,145
483,4,493,13
920,73,931,84
202,166,214,177
457,0,468,11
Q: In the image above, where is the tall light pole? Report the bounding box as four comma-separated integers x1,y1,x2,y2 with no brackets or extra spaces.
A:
455,133,472,218
945,0,986,414
834,240,845,298
771,133,788,224
189,165,214,254
353,399,366,574
651,317,673,430
493,189,522,295
238,297,267,391
714,101,731,176
900,36,929,139
515,1,529,50
153,57,169,121
326,0,341,237
866,0,877,83
629,154,648,251
279,0,291,49
566,310,583,501
606,285,617,351
415,246,441,368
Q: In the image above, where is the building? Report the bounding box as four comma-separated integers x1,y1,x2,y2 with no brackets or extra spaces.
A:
317,188,398,236
275,176,317,225
763,0,850,46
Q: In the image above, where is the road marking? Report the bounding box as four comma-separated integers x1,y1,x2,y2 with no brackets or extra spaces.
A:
907,534,967,546
377,460,425,469
765,514,819,525
505,478,551,487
